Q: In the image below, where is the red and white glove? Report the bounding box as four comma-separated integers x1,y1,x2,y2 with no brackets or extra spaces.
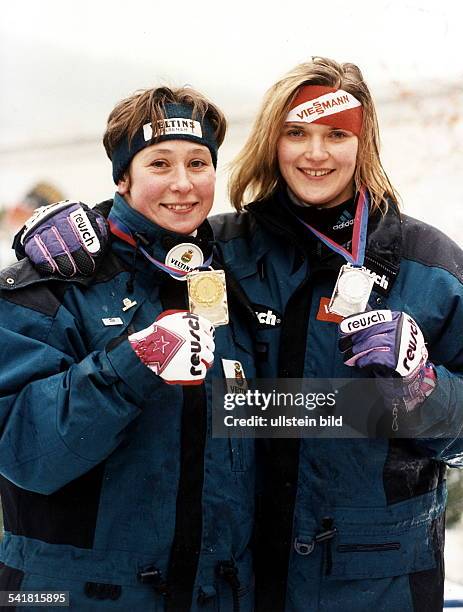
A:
128,310,215,385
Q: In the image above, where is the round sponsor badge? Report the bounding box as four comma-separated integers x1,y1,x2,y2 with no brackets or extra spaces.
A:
165,243,204,280
337,268,372,304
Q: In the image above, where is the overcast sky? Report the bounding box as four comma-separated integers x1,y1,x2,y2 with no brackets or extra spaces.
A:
1,0,462,149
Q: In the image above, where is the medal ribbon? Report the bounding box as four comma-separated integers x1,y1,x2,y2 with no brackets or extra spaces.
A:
108,215,212,278
290,187,370,267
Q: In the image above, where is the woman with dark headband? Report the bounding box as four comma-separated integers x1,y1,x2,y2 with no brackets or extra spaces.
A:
0,87,256,610
13,58,463,611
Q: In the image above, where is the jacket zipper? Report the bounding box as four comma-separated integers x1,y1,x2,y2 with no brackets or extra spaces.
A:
337,542,401,553
363,254,397,275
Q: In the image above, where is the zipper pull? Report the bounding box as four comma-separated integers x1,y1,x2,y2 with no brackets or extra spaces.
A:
392,398,399,432
318,517,337,576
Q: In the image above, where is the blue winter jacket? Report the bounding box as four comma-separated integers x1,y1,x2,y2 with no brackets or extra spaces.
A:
0,195,256,611
210,189,463,612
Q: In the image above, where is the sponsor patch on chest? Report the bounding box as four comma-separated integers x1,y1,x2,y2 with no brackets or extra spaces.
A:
222,358,248,393
361,257,398,296
102,317,124,326
316,297,344,323
253,304,282,328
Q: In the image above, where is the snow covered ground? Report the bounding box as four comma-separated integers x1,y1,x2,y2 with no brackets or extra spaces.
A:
445,580,463,610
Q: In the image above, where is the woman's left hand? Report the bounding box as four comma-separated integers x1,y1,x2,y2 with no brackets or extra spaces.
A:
338,310,437,410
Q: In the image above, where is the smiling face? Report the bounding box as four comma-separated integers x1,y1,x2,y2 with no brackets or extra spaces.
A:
277,122,359,208
117,140,215,234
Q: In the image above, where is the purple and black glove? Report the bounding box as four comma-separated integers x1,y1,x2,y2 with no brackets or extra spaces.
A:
339,310,437,411
15,200,109,277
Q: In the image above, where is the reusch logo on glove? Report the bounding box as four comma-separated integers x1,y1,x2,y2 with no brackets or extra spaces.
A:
397,314,426,376
183,312,204,376
340,310,392,334
70,209,101,254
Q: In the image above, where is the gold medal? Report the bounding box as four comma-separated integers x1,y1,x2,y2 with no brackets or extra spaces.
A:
189,273,224,307
187,269,229,326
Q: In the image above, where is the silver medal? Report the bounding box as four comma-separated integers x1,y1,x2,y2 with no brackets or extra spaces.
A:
328,264,375,317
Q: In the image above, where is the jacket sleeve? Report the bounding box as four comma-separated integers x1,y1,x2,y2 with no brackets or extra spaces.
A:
405,272,463,466
0,296,164,494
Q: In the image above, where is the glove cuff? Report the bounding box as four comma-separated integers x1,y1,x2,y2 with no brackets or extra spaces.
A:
402,359,437,412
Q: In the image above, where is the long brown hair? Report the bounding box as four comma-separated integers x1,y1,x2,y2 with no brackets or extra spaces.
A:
228,57,399,212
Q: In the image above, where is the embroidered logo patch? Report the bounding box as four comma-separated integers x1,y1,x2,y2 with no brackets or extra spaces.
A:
316,297,344,323
222,358,248,393
253,304,282,328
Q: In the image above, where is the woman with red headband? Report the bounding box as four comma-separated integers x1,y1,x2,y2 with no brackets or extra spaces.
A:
13,57,463,611
224,57,463,611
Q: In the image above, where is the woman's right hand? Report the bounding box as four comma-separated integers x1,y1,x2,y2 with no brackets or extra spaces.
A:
128,310,215,385
14,200,109,276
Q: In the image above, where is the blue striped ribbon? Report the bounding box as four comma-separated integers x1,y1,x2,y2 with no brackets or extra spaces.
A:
290,186,370,267
108,215,212,279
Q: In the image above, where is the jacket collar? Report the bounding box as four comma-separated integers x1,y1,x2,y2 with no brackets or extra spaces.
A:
209,211,275,281
247,186,402,295
109,194,214,278
0,196,215,291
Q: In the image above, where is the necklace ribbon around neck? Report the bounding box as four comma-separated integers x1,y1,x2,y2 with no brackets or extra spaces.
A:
290,186,369,267
108,215,212,279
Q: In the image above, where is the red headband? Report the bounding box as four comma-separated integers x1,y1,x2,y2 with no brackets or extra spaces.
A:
286,85,363,136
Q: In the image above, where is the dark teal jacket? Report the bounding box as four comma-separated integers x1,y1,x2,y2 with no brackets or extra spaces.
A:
210,189,463,612
0,195,256,611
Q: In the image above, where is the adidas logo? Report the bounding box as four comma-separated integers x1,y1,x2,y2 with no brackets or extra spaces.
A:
333,218,354,230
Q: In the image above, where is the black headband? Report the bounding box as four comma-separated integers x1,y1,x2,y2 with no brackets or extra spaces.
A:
111,103,218,183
